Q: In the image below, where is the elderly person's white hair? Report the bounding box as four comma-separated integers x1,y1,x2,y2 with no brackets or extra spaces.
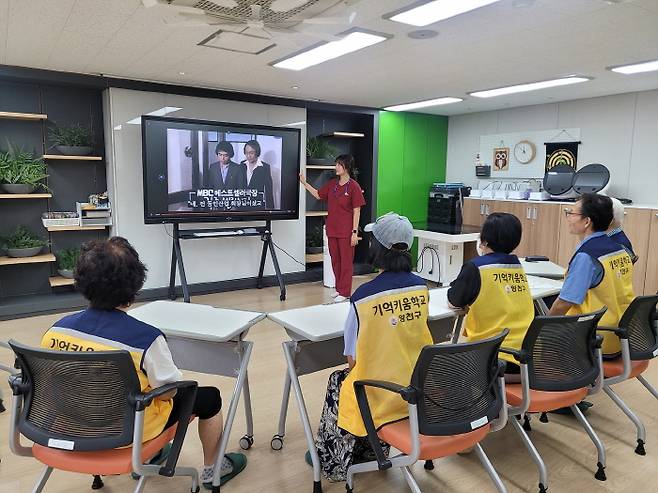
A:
609,197,625,229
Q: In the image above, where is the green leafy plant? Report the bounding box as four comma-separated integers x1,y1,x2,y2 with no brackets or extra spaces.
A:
306,223,324,248
49,123,93,147
306,137,337,160
1,226,47,249
0,144,49,189
57,247,80,271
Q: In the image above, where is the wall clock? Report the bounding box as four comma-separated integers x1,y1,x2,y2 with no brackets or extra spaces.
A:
514,140,536,164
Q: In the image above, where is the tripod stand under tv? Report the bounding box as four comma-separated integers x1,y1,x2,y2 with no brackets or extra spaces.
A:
168,220,286,303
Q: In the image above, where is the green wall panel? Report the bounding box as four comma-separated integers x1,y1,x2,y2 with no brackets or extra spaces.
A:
376,111,448,222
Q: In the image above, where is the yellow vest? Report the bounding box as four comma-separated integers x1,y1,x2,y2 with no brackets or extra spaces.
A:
464,254,534,364
42,315,172,442
337,273,433,436
566,235,635,355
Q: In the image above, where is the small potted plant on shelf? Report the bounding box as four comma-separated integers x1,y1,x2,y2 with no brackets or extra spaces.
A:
1,225,47,258
56,247,80,279
49,123,94,156
306,137,337,165
0,145,49,194
305,223,324,255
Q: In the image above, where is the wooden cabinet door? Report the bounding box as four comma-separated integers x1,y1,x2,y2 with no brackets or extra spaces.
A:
556,204,580,268
463,198,483,226
491,201,532,257
529,203,561,261
644,210,658,295
623,208,652,294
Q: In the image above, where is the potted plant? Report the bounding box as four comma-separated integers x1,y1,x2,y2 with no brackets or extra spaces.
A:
305,223,324,254
49,123,94,156
0,145,49,194
56,247,80,279
306,137,337,165
1,226,47,258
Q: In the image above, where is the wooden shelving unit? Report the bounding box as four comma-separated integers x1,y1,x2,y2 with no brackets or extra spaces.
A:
306,165,334,170
320,131,365,138
305,253,323,263
0,193,52,199
46,225,107,232
0,254,56,266
43,154,102,161
306,211,328,217
0,111,48,121
49,276,75,287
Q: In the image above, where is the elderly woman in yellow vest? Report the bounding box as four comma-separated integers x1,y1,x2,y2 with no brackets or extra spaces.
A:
310,213,432,482
447,212,534,380
549,193,635,357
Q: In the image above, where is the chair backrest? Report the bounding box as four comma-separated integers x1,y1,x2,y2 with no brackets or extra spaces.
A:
618,295,658,360
410,330,507,436
9,340,141,451
521,309,605,392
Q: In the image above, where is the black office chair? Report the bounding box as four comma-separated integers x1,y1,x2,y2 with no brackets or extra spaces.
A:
347,331,509,493
501,310,606,493
7,340,199,493
599,294,658,455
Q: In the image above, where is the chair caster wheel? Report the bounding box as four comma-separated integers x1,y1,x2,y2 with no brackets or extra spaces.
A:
635,439,646,456
424,460,434,470
239,435,254,450
280,294,286,301
345,485,353,493
212,486,220,493
91,475,104,490
271,435,284,450
191,487,200,493
313,480,322,493
538,483,547,493
539,412,549,423
523,415,532,432
0,398,5,413
595,462,606,481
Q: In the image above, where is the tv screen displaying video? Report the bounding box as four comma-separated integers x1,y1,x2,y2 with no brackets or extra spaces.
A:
141,115,301,224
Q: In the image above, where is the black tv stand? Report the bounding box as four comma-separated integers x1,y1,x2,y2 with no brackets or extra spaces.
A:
168,220,286,303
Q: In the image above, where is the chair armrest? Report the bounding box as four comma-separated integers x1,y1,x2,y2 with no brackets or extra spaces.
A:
496,360,507,377
594,335,604,349
133,380,198,477
8,374,26,395
353,380,418,470
597,326,628,339
499,346,530,364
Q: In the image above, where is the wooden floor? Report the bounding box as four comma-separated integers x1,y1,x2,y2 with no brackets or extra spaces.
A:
1,276,657,493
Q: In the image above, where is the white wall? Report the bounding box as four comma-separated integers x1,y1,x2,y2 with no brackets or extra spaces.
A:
104,88,306,290
446,89,658,203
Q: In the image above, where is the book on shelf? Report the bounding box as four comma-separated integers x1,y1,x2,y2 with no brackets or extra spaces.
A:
76,202,112,226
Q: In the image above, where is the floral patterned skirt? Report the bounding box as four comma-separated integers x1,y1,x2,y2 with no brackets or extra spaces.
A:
314,368,390,482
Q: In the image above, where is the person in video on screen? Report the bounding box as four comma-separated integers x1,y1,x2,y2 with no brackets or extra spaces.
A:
299,154,365,302
41,237,247,488
207,141,246,191
240,139,274,209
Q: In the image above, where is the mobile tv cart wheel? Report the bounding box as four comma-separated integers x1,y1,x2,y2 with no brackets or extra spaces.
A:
271,434,284,450
239,434,254,450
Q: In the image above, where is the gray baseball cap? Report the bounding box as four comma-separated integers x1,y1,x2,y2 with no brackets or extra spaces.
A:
364,212,414,251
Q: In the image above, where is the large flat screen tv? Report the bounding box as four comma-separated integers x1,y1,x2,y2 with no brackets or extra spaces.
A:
141,115,301,224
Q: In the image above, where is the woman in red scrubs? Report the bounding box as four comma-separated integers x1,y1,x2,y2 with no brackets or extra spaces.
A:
299,154,365,302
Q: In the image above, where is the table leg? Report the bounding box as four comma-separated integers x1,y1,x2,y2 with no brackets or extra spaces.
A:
272,368,292,450
210,341,253,489
282,341,322,493
239,371,254,449
451,314,465,344
535,298,550,316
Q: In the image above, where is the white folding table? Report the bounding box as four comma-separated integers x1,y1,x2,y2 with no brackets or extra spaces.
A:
129,300,265,492
521,259,566,280
267,275,563,493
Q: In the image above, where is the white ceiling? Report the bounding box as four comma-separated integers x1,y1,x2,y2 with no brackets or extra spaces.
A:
1,0,658,115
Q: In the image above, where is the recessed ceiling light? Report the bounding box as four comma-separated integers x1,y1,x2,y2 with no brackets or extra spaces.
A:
469,76,591,98
384,97,463,112
272,31,389,71
291,85,300,90
407,29,438,39
386,0,502,27
178,71,185,75
609,59,658,75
